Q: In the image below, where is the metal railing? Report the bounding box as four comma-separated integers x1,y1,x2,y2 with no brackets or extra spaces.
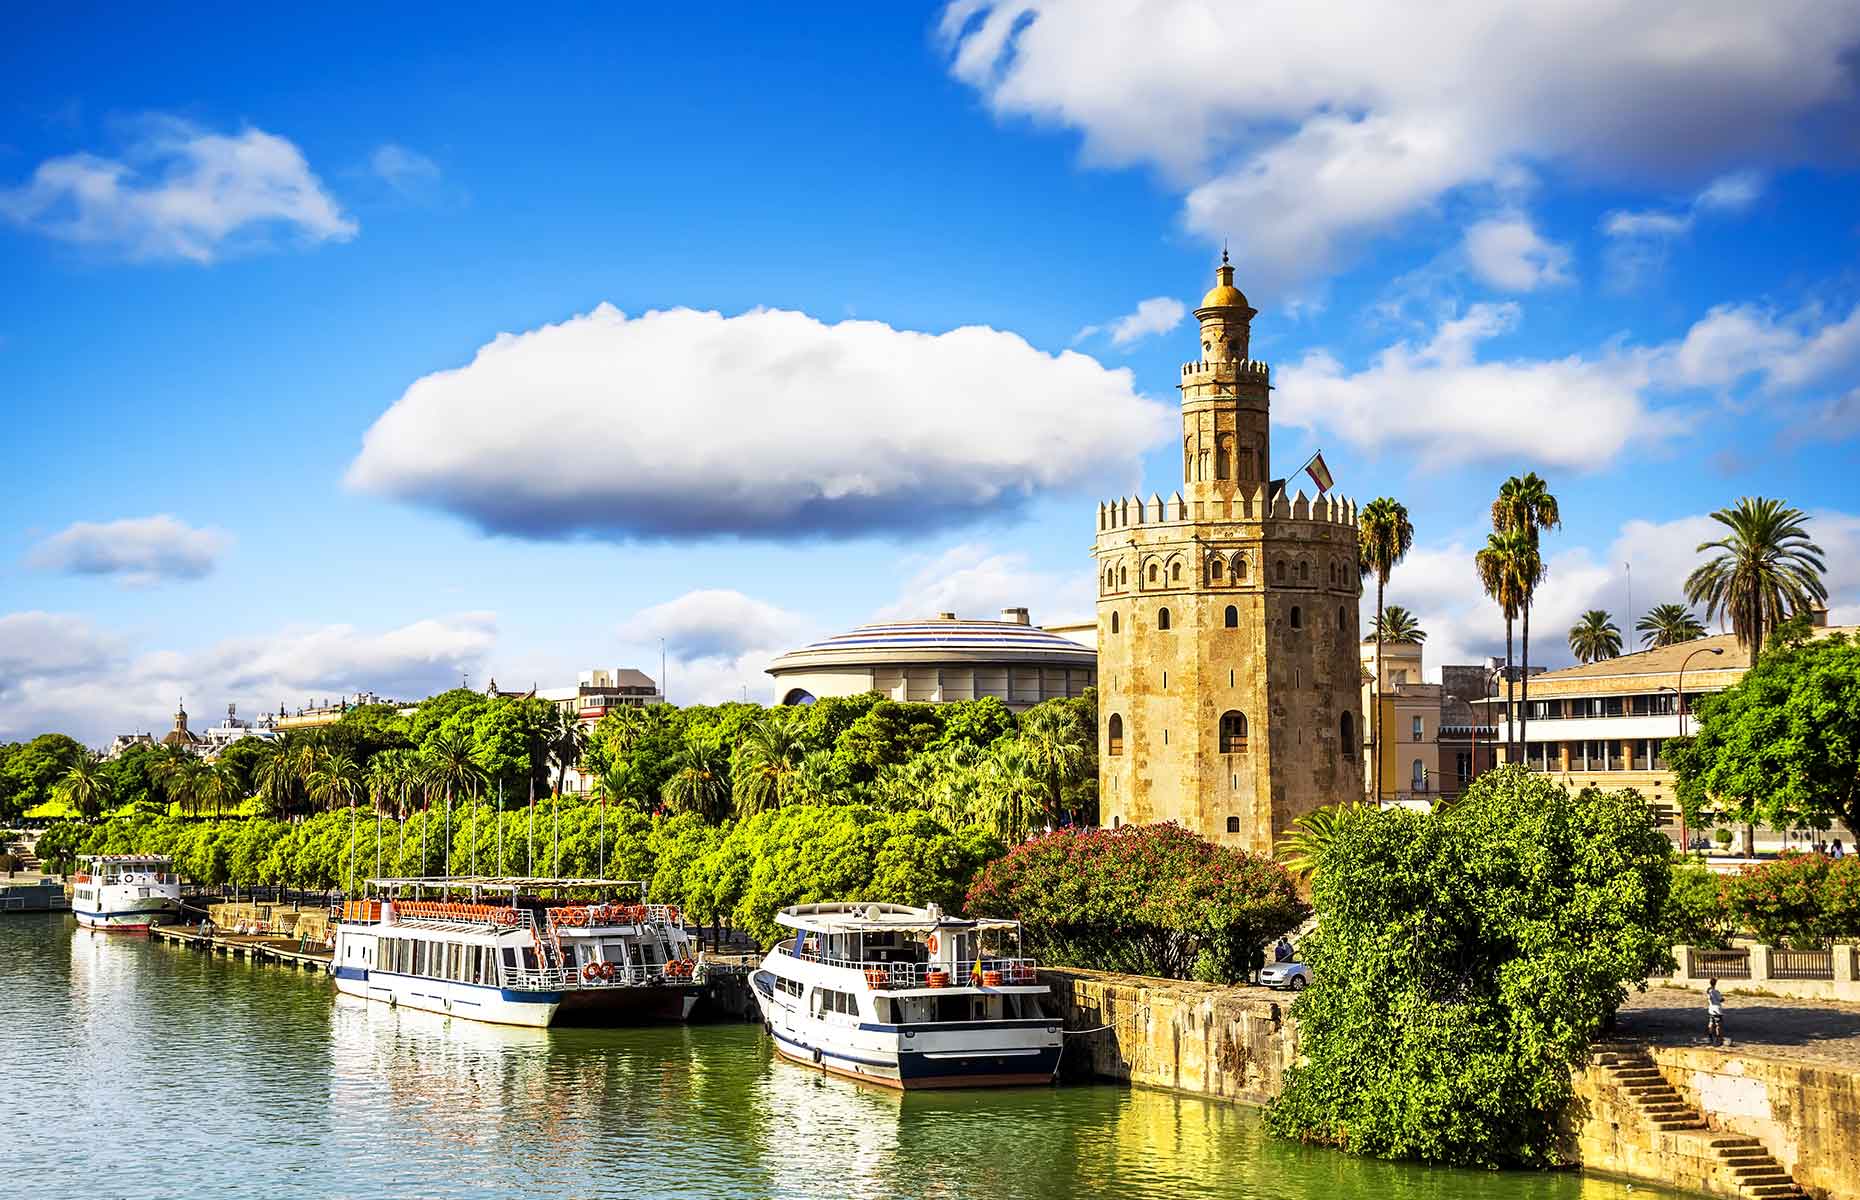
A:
1770,949,1835,981
1687,947,1751,980
499,965,568,991
775,946,1038,988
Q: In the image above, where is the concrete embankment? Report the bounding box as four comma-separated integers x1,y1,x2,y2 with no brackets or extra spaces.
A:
1042,966,1857,1200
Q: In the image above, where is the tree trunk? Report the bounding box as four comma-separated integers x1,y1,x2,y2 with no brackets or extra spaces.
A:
1504,615,1516,762
1374,575,1385,804
1520,601,1532,761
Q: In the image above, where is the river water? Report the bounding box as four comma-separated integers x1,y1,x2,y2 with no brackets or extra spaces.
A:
7,914,1677,1200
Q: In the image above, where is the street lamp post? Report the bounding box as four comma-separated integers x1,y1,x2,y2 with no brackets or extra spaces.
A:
1674,645,1726,854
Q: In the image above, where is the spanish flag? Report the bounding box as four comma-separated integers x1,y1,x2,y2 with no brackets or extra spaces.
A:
1304,451,1334,494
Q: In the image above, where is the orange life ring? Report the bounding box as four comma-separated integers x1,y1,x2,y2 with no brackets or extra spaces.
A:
665,906,680,925
581,962,599,982
498,908,518,927
599,960,615,981
925,933,939,955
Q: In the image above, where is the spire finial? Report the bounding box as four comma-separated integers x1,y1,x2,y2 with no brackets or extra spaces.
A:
1222,240,1229,266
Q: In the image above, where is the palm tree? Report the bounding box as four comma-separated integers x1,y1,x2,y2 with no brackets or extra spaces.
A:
1684,496,1827,657
1369,605,1426,644
547,706,589,799
1636,602,1707,649
733,711,806,815
787,750,842,808
195,761,239,818
1358,497,1415,803
1568,610,1623,664
53,755,113,821
1492,473,1561,751
308,749,364,813
1475,528,1539,762
1018,702,1089,824
978,741,1047,844
1276,804,1362,881
661,741,730,821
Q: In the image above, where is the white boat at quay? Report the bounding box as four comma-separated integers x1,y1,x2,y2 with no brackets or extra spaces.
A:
71,855,181,932
330,878,570,1028
752,902,1061,1089
537,879,703,1024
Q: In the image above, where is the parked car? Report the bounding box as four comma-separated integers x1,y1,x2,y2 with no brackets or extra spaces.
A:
1258,961,1311,991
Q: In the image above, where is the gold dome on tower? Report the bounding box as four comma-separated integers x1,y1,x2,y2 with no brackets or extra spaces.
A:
1198,247,1252,311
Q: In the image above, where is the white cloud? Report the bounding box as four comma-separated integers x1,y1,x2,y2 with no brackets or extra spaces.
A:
871,542,1092,624
941,2,1852,290
1077,296,1188,347
370,143,442,199
1462,214,1572,291
617,589,810,661
0,612,496,747
26,515,231,586
0,117,355,262
1603,170,1768,241
1659,301,1860,436
1277,302,1685,469
346,303,1170,541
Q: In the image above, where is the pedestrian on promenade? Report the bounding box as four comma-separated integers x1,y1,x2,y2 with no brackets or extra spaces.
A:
1833,839,1847,860
1274,936,1295,964
1247,942,1266,985
1706,979,1725,1047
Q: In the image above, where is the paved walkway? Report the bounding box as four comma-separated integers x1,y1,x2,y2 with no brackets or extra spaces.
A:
1617,986,1860,1068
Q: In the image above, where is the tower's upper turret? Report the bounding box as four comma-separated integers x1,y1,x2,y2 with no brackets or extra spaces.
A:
1193,248,1258,363
1198,248,1254,313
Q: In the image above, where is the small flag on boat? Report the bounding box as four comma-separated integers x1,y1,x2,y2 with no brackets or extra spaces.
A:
1304,451,1334,493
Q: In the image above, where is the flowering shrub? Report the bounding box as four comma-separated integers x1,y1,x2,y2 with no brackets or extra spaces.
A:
1723,853,1860,948
964,822,1307,983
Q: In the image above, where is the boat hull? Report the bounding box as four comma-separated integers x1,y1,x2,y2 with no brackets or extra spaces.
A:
554,984,700,1024
74,900,177,932
332,967,561,1028
767,1027,1060,1090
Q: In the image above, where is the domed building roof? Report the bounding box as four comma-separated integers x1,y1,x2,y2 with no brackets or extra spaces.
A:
1198,248,1252,311
765,609,1096,709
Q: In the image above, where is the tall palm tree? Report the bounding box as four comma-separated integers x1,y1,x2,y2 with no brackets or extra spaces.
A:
308,749,364,814
149,748,197,816
53,755,113,821
1369,605,1426,644
547,707,590,799
1684,496,1827,657
1568,610,1623,664
978,740,1047,844
1276,803,1362,881
196,761,239,818
661,741,731,821
733,711,806,815
1492,473,1561,751
1475,528,1539,762
1635,603,1706,649
1018,702,1089,824
1358,497,1414,803
787,750,841,808
254,742,299,817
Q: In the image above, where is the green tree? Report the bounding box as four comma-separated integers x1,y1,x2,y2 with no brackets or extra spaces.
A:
1567,609,1623,664
308,749,364,814
1636,602,1707,649
1,733,86,819
1670,628,1860,845
661,740,731,821
929,697,1018,753
546,705,589,799
1491,473,1560,752
1275,803,1366,881
1359,497,1414,804
1684,496,1827,657
831,700,942,787
1265,767,1673,1167
1368,605,1425,644
1016,700,1090,827
1475,528,1539,763
732,710,806,816
52,755,113,821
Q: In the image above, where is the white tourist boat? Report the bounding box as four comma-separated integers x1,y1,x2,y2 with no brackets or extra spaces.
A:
540,881,703,1023
330,879,569,1028
71,855,180,932
752,902,1061,1089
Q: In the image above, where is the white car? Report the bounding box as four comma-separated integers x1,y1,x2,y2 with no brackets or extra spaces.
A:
1258,961,1311,991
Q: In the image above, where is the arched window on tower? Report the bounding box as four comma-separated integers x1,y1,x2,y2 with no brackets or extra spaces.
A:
1338,605,1348,631
1184,437,1193,481
1119,565,1128,586
1235,556,1248,582
1275,560,1286,585
1157,607,1172,631
1148,563,1159,585
1110,611,1120,634
1341,711,1355,758
1299,560,1310,583
1226,816,1241,834
1290,605,1302,629
1224,605,1238,628
1210,558,1224,583
1215,434,1233,481
1107,714,1125,756
1171,561,1182,583
1219,710,1248,753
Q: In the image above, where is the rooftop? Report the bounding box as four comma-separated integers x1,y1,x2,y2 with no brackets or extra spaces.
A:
767,611,1095,674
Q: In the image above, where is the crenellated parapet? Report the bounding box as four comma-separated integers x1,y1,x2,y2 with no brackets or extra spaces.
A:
1096,486,1358,535
1179,358,1270,384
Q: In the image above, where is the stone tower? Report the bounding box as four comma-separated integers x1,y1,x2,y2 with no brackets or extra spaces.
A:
1092,254,1364,854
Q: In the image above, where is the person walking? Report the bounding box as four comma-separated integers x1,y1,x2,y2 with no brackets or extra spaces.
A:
1247,941,1266,986
1274,936,1295,964
1706,978,1725,1047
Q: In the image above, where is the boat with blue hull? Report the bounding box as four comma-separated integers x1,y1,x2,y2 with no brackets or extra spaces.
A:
752,902,1061,1090
71,855,180,932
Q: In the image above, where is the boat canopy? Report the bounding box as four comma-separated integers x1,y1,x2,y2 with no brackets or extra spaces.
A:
774,901,1020,937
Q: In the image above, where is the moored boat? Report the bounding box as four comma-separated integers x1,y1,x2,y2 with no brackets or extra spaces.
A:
71,855,180,932
543,884,702,1023
330,879,569,1028
752,902,1061,1089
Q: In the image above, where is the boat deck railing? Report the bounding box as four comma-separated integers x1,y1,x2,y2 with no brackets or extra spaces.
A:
568,963,698,988
776,946,1039,988
499,964,569,992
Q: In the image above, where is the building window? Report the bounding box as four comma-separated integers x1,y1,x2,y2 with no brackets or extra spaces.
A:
1275,560,1286,585
1110,611,1119,634
1411,716,1423,741
1341,711,1355,758
1338,606,1348,631
1112,815,1121,828
1119,566,1128,586
1158,607,1171,631
1457,752,1471,782
1211,558,1225,581
1299,560,1310,583
1290,606,1301,629
1235,557,1248,582
1107,714,1124,756
1172,561,1183,583
1148,564,1158,584
1412,759,1426,789
1224,605,1238,628
1219,710,1248,753
1226,816,1240,834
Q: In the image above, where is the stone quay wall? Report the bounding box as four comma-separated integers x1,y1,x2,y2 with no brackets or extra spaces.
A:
1044,966,1858,1200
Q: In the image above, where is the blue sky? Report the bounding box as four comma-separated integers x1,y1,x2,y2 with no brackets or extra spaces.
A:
4,3,1860,744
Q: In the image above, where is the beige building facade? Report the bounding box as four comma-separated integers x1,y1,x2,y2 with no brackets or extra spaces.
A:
1094,255,1365,854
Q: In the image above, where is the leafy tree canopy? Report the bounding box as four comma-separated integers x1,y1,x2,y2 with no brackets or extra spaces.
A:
1265,767,1672,1168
